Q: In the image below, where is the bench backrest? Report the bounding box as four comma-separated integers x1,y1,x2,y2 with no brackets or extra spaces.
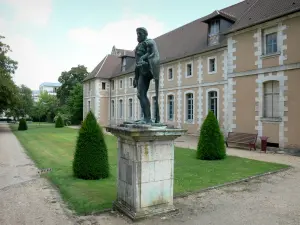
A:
227,132,258,143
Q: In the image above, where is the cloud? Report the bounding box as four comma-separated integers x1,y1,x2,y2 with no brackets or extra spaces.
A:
67,14,167,72
1,0,52,26
0,15,60,90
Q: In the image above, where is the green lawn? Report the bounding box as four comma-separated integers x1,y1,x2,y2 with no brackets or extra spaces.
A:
11,123,288,215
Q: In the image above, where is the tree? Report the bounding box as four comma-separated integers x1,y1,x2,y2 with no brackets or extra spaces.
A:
67,83,83,124
57,65,88,105
196,111,226,160
18,85,34,117
0,35,18,113
31,91,59,123
73,111,109,180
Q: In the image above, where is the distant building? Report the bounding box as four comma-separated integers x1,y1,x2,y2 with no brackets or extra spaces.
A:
39,82,61,95
32,90,40,102
32,82,61,102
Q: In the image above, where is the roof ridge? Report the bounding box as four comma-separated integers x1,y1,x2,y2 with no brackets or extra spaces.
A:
95,54,108,78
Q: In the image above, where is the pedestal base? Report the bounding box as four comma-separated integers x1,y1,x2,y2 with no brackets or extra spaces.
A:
106,124,186,220
113,200,177,221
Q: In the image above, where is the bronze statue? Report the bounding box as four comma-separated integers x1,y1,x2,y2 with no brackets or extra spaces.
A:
133,27,160,124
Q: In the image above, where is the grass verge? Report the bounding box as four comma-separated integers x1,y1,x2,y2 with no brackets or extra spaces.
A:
10,123,289,215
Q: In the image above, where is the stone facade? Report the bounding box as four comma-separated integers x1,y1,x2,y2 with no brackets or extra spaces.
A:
83,10,300,150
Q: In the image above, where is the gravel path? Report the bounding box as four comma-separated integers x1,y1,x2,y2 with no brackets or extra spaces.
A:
0,124,74,225
1,124,300,225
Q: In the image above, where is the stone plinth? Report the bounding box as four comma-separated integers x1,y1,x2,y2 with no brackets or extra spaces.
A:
106,124,186,220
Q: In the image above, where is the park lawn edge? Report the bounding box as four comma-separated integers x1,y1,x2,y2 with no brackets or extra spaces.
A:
9,124,290,215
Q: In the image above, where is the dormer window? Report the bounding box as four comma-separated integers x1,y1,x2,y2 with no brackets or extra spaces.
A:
209,19,220,35
208,19,220,46
121,58,126,72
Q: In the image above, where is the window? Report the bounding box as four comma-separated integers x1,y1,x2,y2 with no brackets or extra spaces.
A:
208,57,216,73
121,58,126,72
129,77,133,87
263,27,278,55
119,79,123,89
119,99,123,118
111,100,115,117
128,98,133,119
186,63,192,77
266,33,277,54
102,82,106,90
111,80,115,90
88,81,91,93
88,100,91,111
168,68,173,80
167,95,174,121
209,19,220,35
208,91,218,118
263,81,280,118
186,93,194,122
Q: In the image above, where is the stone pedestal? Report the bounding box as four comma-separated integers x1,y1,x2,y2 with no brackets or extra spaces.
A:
106,124,186,220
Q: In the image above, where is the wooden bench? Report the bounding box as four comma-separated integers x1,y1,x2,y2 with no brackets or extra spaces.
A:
225,132,258,151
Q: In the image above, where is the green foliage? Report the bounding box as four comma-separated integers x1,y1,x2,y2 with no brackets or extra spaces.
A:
18,118,28,131
73,111,109,180
54,112,71,125
31,91,59,123
57,65,88,105
55,115,64,128
67,83,83,125
46,112,52,123
196,111,226,160
0,35,18,112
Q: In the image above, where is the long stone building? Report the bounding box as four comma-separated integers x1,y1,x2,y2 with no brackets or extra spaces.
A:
83,0,300,151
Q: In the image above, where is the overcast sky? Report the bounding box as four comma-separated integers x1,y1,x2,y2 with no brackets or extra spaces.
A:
0,0,240,90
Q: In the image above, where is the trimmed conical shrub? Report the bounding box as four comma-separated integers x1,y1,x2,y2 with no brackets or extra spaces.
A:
196,110,226,160
73,111,109,180
55,115,64,128
18,118,28,131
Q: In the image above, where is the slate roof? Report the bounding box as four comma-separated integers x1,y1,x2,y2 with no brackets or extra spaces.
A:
85,0,300,81
227,0,300,33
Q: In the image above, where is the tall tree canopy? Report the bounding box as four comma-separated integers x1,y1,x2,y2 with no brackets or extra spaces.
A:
6,84,34,119
57,65,88,105
0,35,18,113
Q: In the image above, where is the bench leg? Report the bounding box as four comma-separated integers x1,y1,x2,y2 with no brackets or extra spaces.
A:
225,141,228,147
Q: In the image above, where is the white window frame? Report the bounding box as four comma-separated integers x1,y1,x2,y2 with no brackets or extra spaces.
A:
102,82,106,90
205,88,220,121
167,67,174,81
118,98,123,119
263,80,280,118
262,26,280,56
184,90,195,124
119,79,123,89
185,61,193,78
166,93,175,121
207,56,217,74
128,77,133,88
111,100,115,118
128,98,133,119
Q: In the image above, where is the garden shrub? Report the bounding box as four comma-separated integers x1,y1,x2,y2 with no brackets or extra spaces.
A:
73,111,109,180
55,115,64,128
18,118,28,131
196,110,226,160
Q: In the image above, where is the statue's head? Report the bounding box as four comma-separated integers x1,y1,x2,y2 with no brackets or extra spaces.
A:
136,27,148,43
